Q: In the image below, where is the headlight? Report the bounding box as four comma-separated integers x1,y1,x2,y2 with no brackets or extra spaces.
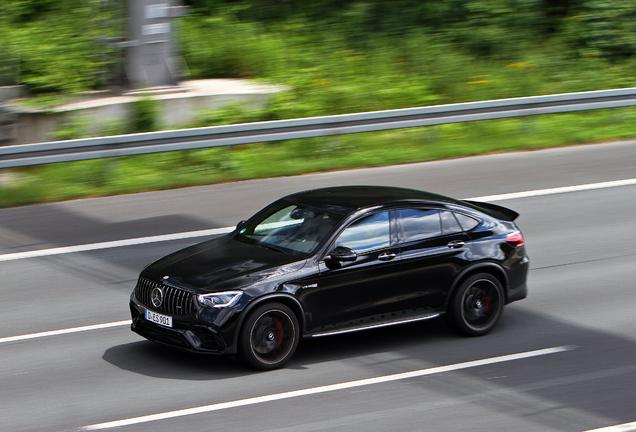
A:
196,291,243,309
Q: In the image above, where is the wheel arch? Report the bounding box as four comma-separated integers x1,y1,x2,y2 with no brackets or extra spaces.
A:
446,263,509,306
230,293,306,352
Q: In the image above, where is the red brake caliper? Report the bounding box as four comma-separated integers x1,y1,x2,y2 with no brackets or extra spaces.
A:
482,294,490,308
274,318,283,344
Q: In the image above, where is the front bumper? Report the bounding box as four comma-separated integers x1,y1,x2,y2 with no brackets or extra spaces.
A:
130,298,230,354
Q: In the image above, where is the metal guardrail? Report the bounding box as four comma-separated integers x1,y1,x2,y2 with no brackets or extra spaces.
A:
2,87,636,169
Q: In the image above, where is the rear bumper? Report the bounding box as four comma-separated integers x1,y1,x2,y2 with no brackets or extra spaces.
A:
506,281,528,304
505,255,529,304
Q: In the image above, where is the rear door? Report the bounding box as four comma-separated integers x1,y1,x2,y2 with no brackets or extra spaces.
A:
398,208,471,309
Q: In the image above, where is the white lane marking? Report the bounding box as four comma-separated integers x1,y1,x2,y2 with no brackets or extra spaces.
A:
0,227,233,262
0,178,634,263
583,422,636,432
469,178,636,202
80,346,573,431
0,320,131,345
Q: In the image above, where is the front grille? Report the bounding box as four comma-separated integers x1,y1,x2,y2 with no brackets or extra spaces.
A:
135,277,194,315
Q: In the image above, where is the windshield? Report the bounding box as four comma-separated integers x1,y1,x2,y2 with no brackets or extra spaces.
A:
235,200,344,256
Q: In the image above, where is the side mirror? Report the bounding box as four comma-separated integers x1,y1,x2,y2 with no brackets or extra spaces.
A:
236,220,247,230
329,246,357,262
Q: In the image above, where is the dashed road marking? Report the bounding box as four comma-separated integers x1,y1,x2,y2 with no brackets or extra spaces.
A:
80,346,573,430
0,321,131,345
583,421,636,432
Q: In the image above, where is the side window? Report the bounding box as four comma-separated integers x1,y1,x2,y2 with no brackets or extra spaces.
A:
440,211,463,235
336,212,391,252
455,212,480,232
399,209,442,243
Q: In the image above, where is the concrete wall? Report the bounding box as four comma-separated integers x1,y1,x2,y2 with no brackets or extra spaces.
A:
0,86,27,142
3,80,287,144
0,86,25,103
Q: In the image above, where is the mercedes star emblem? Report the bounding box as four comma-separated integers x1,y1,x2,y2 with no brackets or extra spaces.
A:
151,287,164,308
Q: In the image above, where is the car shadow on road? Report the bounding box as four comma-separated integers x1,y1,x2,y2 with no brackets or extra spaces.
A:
102,340,249,379
102,315,458,381
102,305,636,430
0,203,229,273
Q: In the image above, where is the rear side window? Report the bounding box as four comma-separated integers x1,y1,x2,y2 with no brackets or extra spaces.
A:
440,211,463,235
399,209,442,242
455,213,480,231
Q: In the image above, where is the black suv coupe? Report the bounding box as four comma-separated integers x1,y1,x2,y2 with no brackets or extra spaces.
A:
130,186,528,369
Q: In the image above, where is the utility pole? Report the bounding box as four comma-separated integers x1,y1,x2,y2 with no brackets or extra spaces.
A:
113,0,188,88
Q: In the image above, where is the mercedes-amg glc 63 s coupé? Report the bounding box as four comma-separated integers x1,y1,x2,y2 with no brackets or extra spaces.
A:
130,186,528,369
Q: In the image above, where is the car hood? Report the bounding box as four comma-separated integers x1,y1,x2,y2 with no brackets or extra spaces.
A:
140,235,305,293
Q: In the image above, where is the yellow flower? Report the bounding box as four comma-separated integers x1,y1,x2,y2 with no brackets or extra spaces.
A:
506,62,535,68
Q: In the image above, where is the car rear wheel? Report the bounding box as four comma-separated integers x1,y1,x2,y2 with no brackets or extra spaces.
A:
238,302,299,370
447,273,504,336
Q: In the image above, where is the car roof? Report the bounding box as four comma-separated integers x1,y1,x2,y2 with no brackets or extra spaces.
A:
284,186,465,214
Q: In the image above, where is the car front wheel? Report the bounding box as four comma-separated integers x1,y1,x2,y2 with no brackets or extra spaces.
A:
238,302,299,370
447,273,504,336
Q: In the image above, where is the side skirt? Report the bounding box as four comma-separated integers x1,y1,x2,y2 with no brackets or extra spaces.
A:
308,311,442,338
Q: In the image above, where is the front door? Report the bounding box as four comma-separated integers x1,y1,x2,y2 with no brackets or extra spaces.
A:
317,211,402,328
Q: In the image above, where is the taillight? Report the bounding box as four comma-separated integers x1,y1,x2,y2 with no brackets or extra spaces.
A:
505,231,525,248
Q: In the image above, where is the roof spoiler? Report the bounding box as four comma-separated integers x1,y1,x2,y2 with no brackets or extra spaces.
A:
462,200,519,221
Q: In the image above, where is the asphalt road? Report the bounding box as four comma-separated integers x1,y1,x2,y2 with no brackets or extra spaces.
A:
1,140,636,432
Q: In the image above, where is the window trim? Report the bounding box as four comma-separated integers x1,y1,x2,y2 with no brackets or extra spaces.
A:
451,210,482,233
440,209,464,237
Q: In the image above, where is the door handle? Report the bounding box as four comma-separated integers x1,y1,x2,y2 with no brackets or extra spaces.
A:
447,240,465,249
378,252,397,261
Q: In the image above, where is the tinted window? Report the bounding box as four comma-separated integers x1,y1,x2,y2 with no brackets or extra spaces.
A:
336,212,390,252
399,209,442,242
440,211,463,235
236,201,343,255
455,213,480,231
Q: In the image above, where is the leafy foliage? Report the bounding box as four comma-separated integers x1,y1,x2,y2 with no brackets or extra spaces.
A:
0,0,120,93
130,98,159,133
572,0,636,61
4,0,636,93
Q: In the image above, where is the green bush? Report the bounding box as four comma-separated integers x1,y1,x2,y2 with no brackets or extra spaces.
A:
574,0,636,61
130,98,159,133
0,0,119,93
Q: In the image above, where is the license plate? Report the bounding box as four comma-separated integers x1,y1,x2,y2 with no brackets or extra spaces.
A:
145,309,173,328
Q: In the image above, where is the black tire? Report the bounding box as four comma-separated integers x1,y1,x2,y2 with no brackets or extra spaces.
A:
447,273,504,336
238,302,299,370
